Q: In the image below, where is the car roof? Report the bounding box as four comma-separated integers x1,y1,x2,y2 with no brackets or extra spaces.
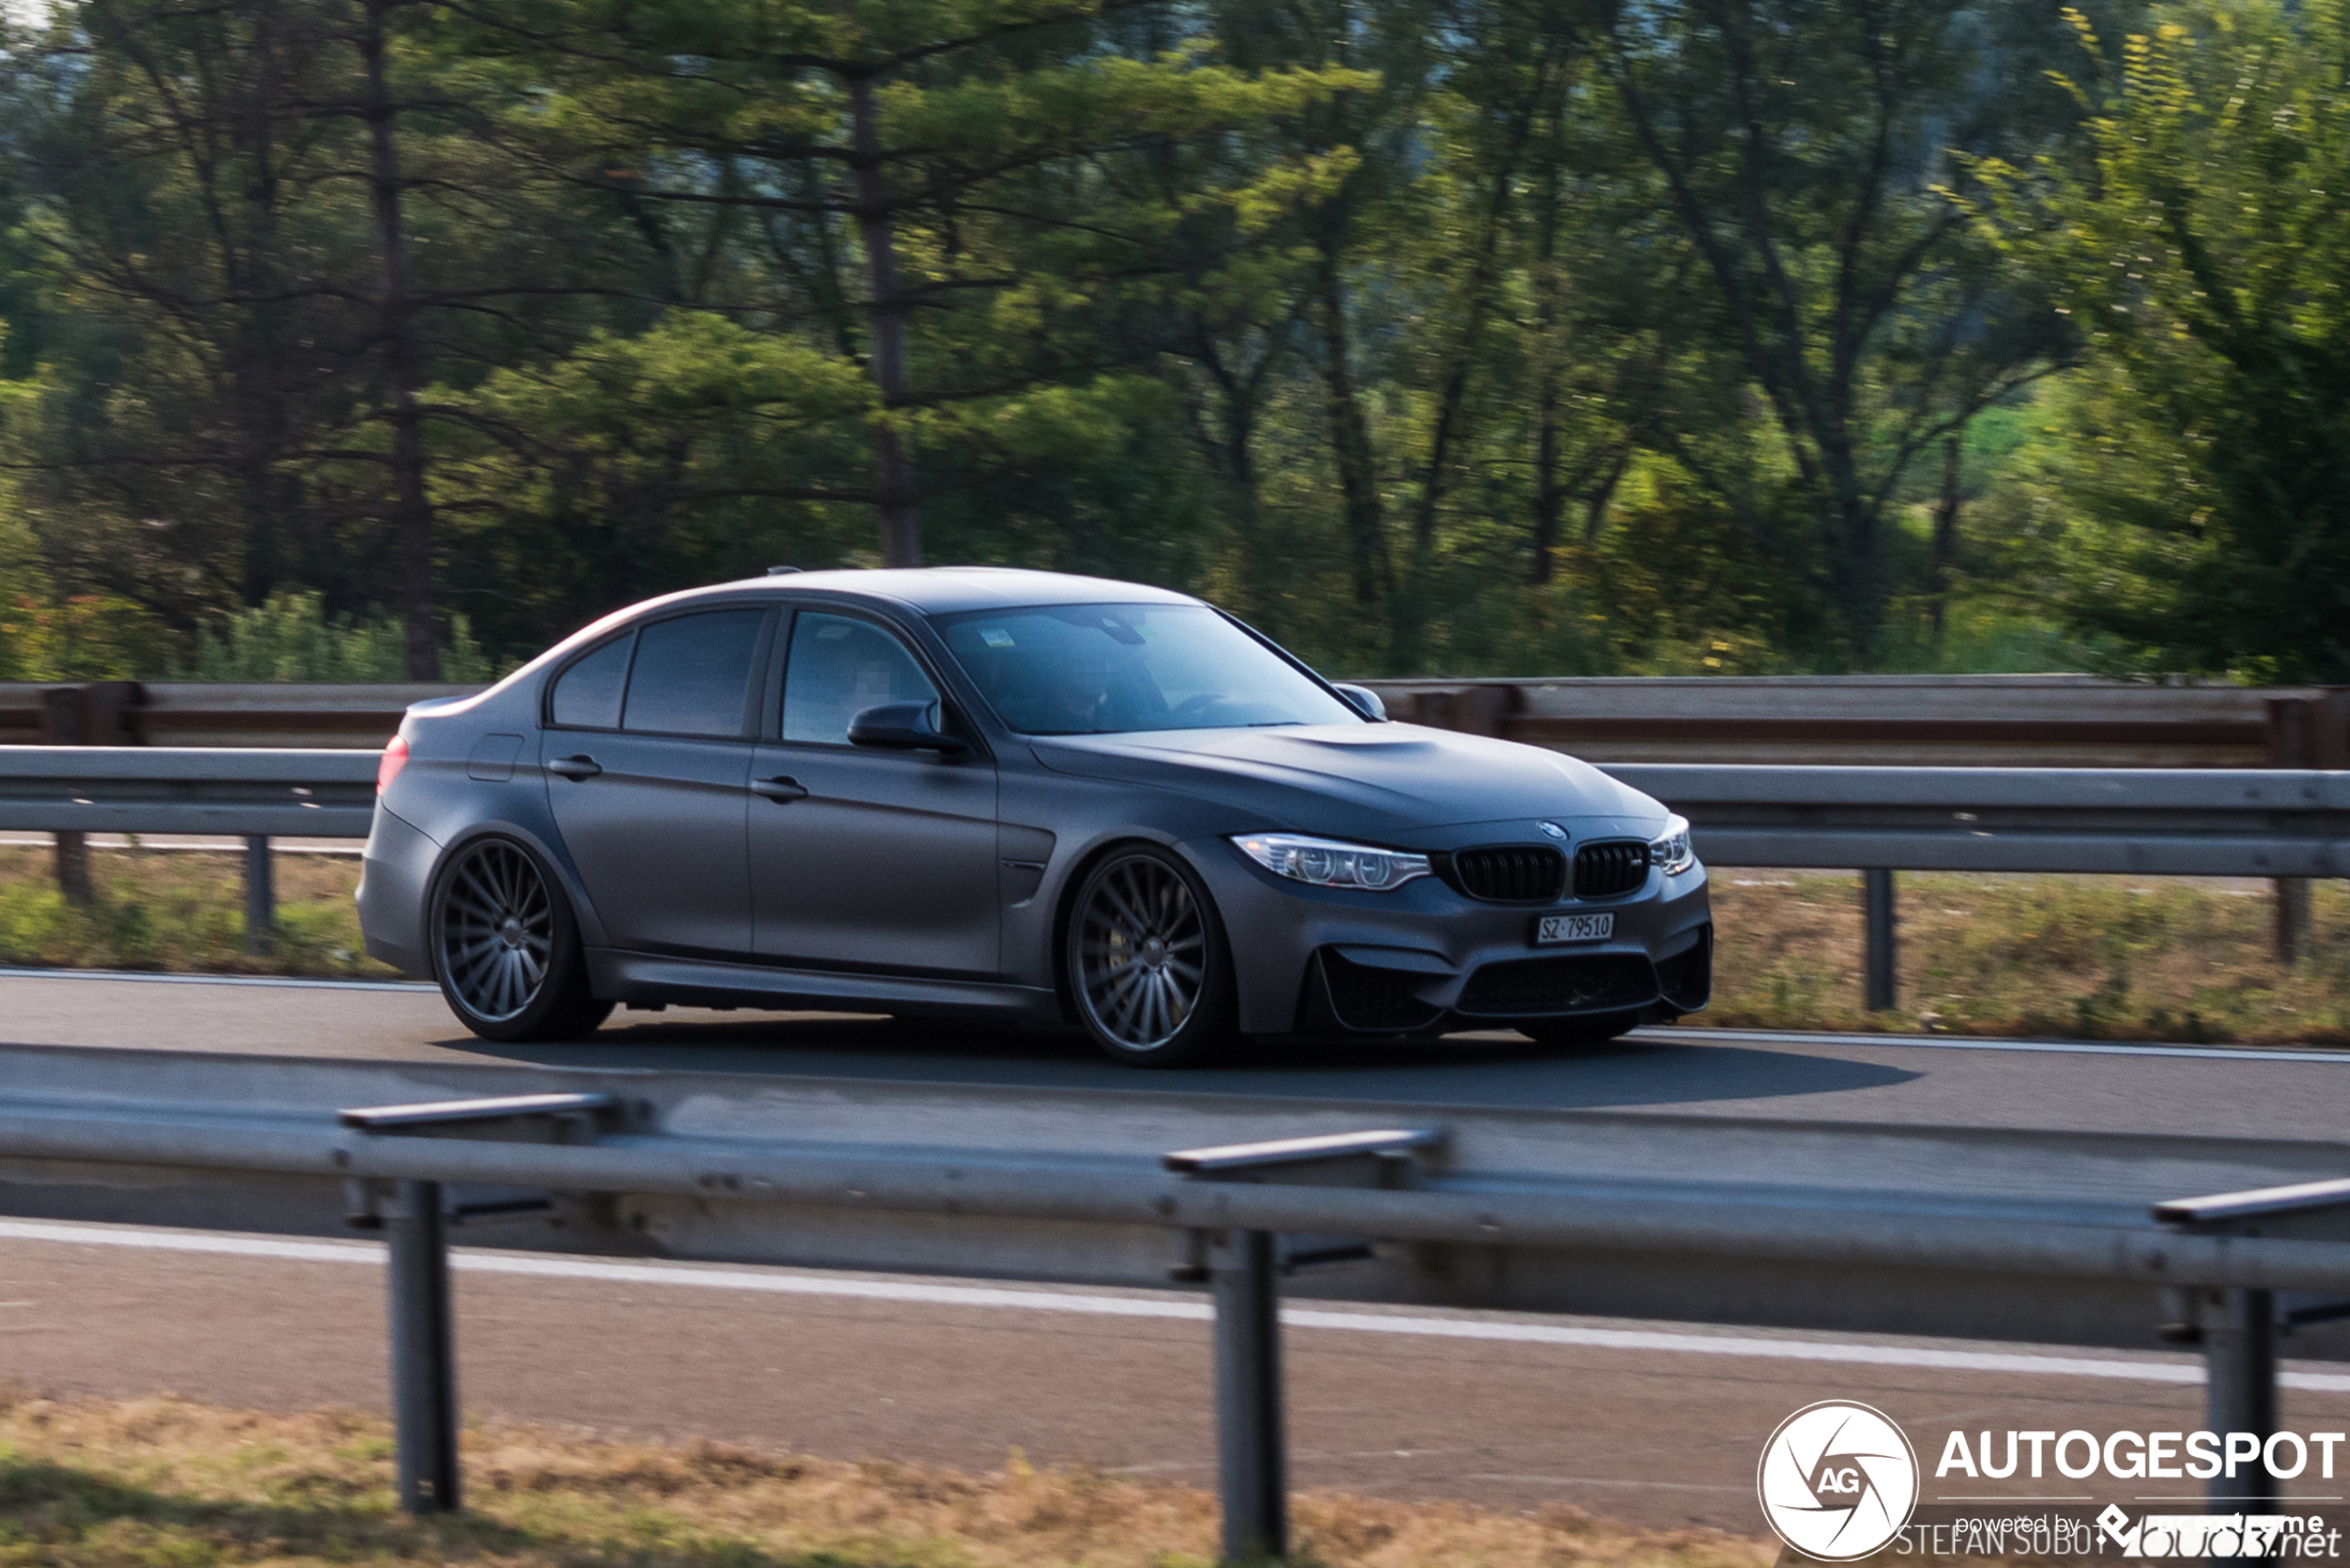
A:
685,567,1205,616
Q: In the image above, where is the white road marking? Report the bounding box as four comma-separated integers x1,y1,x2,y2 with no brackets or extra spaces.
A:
0,968,2340,1059
0,968,436,993
2,1217,2337,1392
1639,1026,2350,1066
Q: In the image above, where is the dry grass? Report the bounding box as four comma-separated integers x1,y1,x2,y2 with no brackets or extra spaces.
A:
0,1390,1775,1568
1705,871,2350,1045
0,845,389,979
0,846,2343,1047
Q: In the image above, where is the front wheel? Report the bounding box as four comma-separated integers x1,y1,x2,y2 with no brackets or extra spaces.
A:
430,836,613,1043
1066,846,1236,1067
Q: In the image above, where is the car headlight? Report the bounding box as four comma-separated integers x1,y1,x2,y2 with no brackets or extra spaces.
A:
1231,833,1431,891
1649,814,1696,876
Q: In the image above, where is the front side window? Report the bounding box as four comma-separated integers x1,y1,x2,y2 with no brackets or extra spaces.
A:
935,603,1358,735
549,633,633,730
780,611,941,745
620,609,766,737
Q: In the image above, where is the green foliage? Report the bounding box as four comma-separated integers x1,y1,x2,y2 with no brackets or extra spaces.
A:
175,592,493,683
0,0,2333,678
1960,2,2350,680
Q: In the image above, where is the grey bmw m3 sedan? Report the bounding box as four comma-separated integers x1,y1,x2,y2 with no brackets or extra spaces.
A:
357,568,1712,1064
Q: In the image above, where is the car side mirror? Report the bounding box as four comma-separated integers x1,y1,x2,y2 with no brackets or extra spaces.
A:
847,700,970,755
1332,683,1387,722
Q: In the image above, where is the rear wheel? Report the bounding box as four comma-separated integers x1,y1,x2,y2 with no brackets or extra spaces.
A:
1066,846,1236,1067
1516,1009,1642,1051
431,836,612,1043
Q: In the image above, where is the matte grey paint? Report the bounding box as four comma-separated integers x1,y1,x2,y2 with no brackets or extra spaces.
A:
356,568,1711,1041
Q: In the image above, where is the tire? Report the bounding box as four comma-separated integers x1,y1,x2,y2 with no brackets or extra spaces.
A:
1516,1009,1642,1051
1065,845,1237,1067
429,835,614,1043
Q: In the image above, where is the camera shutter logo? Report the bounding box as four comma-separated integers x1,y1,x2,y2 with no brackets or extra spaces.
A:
1756,1401,1920,1561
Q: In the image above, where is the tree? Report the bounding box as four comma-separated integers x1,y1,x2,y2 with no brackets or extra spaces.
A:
451,0,1365,569
1601,0,2081,658
1963,3,2350,681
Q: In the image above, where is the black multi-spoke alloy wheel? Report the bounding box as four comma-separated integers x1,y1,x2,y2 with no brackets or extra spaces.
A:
1516,1008,1643,1051
430,836,613,1043
1066,846,1236,1067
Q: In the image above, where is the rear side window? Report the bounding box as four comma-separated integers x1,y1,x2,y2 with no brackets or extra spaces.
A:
549,634,632,729
781,612,940,745
622,610,766,737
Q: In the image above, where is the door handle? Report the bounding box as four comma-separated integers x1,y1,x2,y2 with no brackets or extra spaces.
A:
751,775,809,802
547,756,602,779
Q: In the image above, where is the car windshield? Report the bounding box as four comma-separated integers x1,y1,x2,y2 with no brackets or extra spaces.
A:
934,603,1362,735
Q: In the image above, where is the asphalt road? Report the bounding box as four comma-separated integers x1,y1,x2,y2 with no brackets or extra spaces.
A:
6,1216,2350,1535
6,973,2350,1533
3,969,2346,1141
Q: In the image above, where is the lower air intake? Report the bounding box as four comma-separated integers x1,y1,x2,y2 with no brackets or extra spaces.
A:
1317,951,1444,1033
1456,952,1658,1018
1655,926,1713,1011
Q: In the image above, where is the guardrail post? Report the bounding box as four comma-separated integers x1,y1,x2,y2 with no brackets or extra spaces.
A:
385,1178,460,1513
2152,1186,2323,1522
52,831,92,906
243,835,274,954
1213,1228,1284,1562
340,1092,619,1517
2264,695,2342,967
2205,1287,2280,1514
1166,1129,1444,1565
1862,869,1897,1012
2275,880,2311,968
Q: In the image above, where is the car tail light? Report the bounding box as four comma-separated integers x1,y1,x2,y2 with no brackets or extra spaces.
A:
377,735,409,794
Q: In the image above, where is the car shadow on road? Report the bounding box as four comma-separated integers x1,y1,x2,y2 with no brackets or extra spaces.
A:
442,1012,1920,1112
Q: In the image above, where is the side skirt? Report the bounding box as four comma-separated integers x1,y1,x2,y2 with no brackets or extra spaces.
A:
584,950,1064,1022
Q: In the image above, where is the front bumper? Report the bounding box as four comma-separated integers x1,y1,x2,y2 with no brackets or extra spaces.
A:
1192,833,1713,1038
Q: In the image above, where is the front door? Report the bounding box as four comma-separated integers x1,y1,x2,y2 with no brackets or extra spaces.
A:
540,606,771,957
748,609,1000,976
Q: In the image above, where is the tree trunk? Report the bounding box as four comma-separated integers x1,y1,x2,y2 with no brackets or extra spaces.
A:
1315,251,1387,608
848,74,920,568
358,0,437,679
1528,121,1565,586
1927,433,1962,646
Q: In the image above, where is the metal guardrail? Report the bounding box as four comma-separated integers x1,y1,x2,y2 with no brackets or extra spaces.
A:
0,747,378,951
6,676,2348,766
0,746,2339,988
0,1046,2343,1549
0,681,474,749
1364,674,2350,769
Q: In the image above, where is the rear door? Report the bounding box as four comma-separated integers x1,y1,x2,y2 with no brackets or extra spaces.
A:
748,608,1000,976
541,606,773,957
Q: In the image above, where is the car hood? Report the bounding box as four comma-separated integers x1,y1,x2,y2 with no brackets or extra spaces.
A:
1029,722,1664,839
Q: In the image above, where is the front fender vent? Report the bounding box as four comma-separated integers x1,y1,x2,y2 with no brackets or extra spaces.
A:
1444,846,1566,903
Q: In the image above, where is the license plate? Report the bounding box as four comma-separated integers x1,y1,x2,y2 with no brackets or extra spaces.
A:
1535,912,1614,945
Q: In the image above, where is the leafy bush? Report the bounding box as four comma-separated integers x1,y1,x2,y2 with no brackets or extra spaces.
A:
177,591,495,682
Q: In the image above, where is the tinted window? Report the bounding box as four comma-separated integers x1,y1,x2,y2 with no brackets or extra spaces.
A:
935,603,1357,735
549,634,632,729
621,610,765,737
781,612,940,745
